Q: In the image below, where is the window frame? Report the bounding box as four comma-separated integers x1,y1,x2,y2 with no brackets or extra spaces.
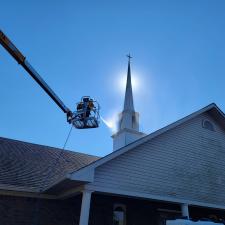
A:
202,119,215,131
113,203,126,225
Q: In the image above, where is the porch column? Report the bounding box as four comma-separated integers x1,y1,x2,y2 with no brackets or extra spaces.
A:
79,190,93,225
181,203,189,219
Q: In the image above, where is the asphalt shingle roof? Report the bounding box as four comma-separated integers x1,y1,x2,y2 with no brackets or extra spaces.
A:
0,137,99,193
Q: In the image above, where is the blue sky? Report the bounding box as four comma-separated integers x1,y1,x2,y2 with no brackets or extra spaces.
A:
1,0,225,156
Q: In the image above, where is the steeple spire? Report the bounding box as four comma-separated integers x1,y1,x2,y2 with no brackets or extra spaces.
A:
112,55,146,151
124,54,134,111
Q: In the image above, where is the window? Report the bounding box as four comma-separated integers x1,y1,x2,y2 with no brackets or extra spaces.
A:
202,120,215,131
113,204,126,225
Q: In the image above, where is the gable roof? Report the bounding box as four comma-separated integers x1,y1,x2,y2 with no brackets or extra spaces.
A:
1,103,225,196
0,137,99,193
69,103,225,180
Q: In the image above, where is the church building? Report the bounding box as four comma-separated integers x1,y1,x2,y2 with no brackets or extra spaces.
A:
0,59,225,225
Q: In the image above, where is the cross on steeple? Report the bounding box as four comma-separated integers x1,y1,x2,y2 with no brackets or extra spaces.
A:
126,53,132,63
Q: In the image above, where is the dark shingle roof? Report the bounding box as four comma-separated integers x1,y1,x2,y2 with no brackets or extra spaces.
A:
0,137,99,193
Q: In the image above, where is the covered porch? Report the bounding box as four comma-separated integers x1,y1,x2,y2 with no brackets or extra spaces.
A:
78,190,189,225
1,188,225,225
77,190,225,225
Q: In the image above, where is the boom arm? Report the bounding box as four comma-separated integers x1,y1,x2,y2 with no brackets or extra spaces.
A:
0,30,72,120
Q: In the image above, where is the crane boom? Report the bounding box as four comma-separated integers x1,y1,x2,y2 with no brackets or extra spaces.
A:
0,30,71,116
0,30,100,129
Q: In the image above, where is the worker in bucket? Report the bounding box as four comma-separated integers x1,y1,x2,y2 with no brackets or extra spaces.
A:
86,98,94,117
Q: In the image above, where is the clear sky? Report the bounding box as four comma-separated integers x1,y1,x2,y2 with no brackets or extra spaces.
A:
1,0,225,156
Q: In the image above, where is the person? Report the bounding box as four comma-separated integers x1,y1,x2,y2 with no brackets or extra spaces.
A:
77,97,95,125
88,99,94,110
85,99,94,117
76,97,90,119
77,102,83,111
84,98,93,118
75,101,84,123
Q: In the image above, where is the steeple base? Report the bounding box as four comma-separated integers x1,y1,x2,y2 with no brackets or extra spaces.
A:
112,128,146,151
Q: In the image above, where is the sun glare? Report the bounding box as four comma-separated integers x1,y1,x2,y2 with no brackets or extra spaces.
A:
103,69,146,133
118,72,140,93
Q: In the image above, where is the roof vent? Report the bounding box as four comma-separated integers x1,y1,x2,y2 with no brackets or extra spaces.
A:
202,120,215,131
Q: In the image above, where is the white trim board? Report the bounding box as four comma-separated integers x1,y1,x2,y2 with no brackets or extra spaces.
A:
85,186,225,211
0,189,57,199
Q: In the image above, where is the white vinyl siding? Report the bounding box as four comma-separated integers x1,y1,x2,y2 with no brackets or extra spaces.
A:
88,112,225,206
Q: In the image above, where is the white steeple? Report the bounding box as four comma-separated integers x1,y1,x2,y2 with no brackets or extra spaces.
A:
112,55,145,151
123,57,134,112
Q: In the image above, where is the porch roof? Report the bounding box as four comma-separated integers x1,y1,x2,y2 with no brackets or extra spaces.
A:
0,136,99,193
